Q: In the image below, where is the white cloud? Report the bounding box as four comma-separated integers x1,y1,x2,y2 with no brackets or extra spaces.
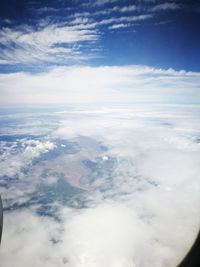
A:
72,12,91,18
98,14,153,25
93,5,137,16
36,7,59,13
54,104,200,266
151,2,180,12
0,8,154,65
69,13,153,30
70,17,92,25
0,65,199,105
108,23,131,29
0,59,15,64
120,5,137,12
0,1,183,66
92,0,119,6
2,19,12,24
0,24,98,64
1,103,200,267
0,210,62,267
0,140,55,177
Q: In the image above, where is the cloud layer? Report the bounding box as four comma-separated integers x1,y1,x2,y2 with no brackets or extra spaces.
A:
0,104,200,267
0,65,199,105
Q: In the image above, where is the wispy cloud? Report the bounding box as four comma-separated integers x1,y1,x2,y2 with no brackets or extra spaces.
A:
35,6,59,13
1,18,12,24
0,0,192,67
91,0,119,6
0,9,154,66
97,14,153,26
93,5,137,15
120,5,137,12
108,23,131,29
151,2,180,12
69,13,153,29
0,24,98,64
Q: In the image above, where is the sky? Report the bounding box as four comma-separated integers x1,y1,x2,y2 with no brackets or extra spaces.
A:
1,2,200,266
0,0,200,72
0,0,200,105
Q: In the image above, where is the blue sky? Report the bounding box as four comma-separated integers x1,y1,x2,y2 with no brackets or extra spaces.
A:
0,0,200,72
0,0,200,106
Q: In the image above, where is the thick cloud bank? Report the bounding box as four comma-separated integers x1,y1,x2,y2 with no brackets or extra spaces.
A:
0,65,200,105
0,104,200,267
